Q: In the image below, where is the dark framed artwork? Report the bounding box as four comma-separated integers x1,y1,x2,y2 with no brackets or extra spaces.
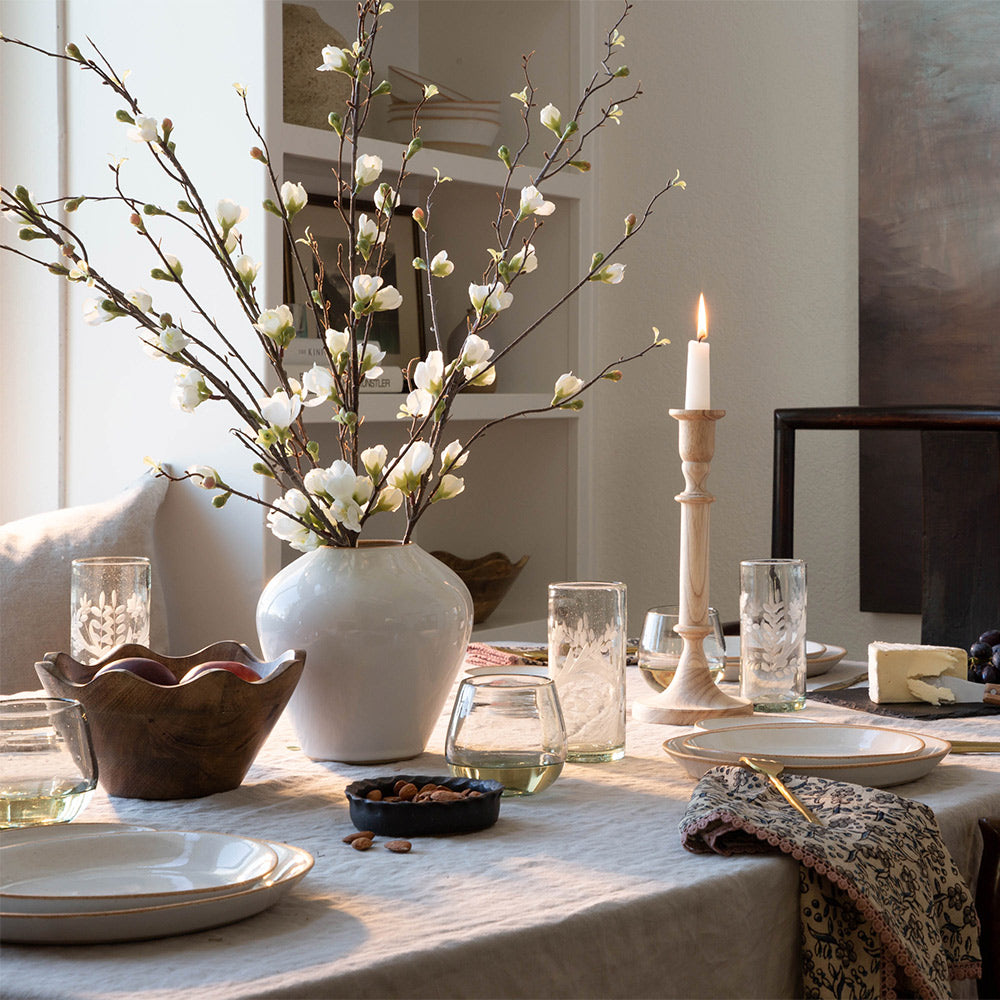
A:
858,0,1000,613
283,193,427,372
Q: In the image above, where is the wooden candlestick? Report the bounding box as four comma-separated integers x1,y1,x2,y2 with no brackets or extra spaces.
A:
632,409,752,725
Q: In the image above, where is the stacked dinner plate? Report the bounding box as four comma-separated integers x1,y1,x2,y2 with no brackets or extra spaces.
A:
721,638,847,680
663,721,950,788
0,824,313,944
387,65,501,155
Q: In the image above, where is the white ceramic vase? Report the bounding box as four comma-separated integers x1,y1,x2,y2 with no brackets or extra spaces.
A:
256,541,473,763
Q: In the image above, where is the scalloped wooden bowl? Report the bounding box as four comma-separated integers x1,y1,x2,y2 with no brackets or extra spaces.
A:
35,642,305,800
431,551,529,624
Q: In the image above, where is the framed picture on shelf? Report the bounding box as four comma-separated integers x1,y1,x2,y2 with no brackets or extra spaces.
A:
282,192,427,374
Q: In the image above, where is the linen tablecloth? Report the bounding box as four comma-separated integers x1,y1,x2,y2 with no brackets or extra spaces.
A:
3,663,998,1000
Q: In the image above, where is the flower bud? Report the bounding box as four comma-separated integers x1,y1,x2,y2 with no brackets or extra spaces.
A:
251,146,268,163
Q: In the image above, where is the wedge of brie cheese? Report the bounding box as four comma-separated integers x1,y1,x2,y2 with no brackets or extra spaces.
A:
868,642,968,704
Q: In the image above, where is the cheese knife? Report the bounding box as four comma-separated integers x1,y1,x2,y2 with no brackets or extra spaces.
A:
916,674,1000,706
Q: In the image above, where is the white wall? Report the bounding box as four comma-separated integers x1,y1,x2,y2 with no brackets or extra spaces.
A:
588,0,918,659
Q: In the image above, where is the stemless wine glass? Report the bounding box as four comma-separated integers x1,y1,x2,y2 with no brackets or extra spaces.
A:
0,698,99,828
445,675,567,796
638,605,726,693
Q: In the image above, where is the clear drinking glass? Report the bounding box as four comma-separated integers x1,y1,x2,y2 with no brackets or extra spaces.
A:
70,556,151,665
638,605,726,693
547,581,627,762
739,559,807,711
446,675,567,796
0,698,98,828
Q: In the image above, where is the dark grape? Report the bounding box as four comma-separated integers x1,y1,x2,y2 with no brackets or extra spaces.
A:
970,641,993,662
983,663,1000,685
993,649,1000,670
978,628,1000,646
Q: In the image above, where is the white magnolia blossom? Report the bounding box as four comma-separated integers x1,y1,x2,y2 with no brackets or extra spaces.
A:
82,297,115,325
172,368,208,412
128,115,159,143
267,489,320,552
387,441,434,492
591,262,626,284
440,439,468,473
434,473,465,502
216,198,248,232
352,274,402,313
66,258,91,283
356,213,385,254
317,45,352,74
468,282,513,318
518,185,556,219
325,326,350,361
397,388,434,419
301,363,337,406
259,388,302,429
361,343,386,379
413,350,444,395
361,444,388,479
254,304,295,345
186,464,220,489
223,228,241,255
369,486,404,514
374,184,400,215
552,372,585,405
127,288,153,313
280,181,308,217
509,243,538,276
234,254,261,284
164,254,183,279
464,359,496,387
540,103,562,134
460,333,493,368
304,459,366,503
144,325,191,359
429,250,454,277
354,154,383,188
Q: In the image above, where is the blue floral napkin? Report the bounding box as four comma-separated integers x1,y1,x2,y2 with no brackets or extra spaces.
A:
679,765,981,999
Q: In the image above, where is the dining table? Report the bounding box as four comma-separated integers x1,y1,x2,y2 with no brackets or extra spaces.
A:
2,658,998,1000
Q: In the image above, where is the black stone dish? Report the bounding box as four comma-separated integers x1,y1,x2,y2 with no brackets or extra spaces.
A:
345,774,503,837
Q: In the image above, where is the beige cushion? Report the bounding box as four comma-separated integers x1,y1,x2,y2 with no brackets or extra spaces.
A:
0,475,170,693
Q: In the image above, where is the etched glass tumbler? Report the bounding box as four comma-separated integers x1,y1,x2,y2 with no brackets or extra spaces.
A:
739,559,807,711
0,698,98,828
71,557,151,665
547,582,627,762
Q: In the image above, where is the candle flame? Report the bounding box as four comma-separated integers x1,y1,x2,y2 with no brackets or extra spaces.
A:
697,294,708,342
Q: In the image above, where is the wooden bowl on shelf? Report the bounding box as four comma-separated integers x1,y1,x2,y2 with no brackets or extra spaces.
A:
35,642,304,800
431,551,529,624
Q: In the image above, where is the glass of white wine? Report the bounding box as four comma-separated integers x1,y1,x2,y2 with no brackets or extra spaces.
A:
446,674,567,796
638,605,727,693
1,698,98,828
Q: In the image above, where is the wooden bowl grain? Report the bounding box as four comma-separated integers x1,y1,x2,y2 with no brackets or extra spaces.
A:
35,642,304,800
431,551,529,624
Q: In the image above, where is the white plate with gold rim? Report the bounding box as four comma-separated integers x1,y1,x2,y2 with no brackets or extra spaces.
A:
663,732,950,788
0,839,314,944
721,641,847,680
1,830,279,913
680,723,925,767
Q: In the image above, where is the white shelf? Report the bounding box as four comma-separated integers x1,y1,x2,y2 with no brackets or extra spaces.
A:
300,392,578,424
278,123,587,199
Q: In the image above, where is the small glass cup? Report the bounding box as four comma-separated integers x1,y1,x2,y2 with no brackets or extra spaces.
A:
547,581,627,762
739,559,807,711
0,698,98,828
638,605,726,693
71,556,151,665
446,675,567,796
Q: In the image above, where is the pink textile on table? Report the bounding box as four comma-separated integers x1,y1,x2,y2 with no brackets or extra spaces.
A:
463,642,532,667
679,765,981,1000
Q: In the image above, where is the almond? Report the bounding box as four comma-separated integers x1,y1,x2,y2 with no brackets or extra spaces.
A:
343,830,375,844
385,840,412,854
365,789,383,801
351,837,374,851
398,782,418,801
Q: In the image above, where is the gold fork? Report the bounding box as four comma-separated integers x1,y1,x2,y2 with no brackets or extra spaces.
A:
739,756,825,825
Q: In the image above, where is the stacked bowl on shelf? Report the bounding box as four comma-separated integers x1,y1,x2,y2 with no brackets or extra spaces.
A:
387,65,501,155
